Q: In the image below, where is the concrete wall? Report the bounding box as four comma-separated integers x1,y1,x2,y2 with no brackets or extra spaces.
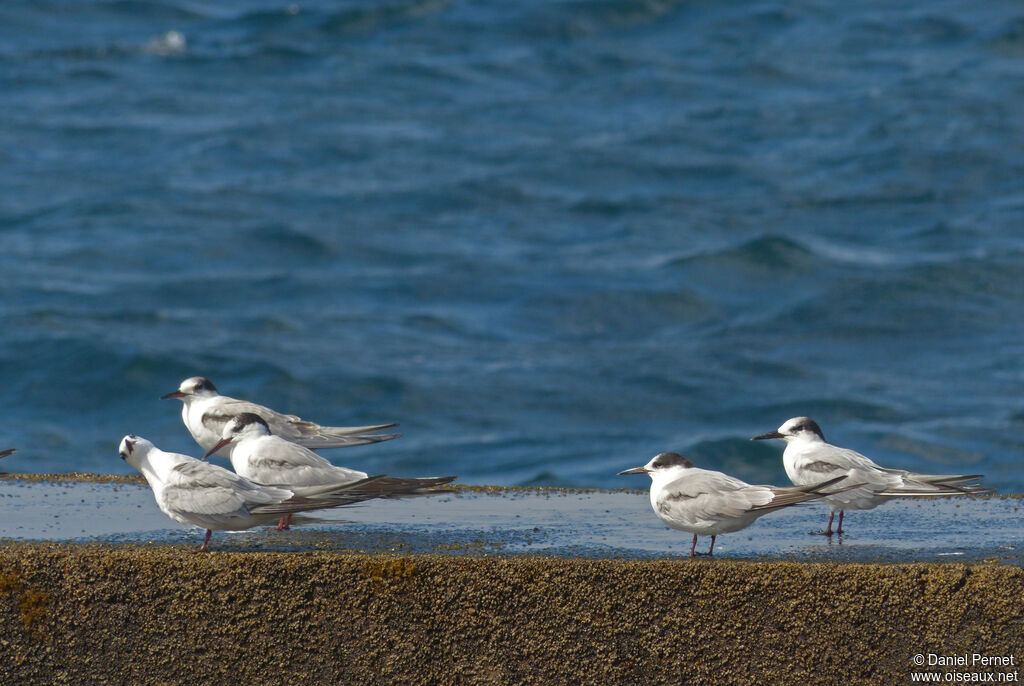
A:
1,545,1021,684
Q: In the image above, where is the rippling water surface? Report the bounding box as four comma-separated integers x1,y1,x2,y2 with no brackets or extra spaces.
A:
1,0,1023,489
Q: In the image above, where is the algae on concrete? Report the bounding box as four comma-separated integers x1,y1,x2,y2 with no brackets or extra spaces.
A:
0,544,1021,685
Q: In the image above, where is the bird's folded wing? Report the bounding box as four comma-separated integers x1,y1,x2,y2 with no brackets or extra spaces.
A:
283,418,400,437
755,476,853,510
162,460,291,514
207,397,400,447
338,475,457,498
796,450,900,492
803,445,884,471
256,438,347,468
200,406,240,437
658,472,771,523
288,432,403,449
160,483,252,521
201,397,295,435
265,409,399,445
243,438,370,487
875,471,993,496
249,492,374,515
799,460,845,475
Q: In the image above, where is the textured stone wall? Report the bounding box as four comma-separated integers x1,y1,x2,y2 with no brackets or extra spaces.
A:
0,545,1021,684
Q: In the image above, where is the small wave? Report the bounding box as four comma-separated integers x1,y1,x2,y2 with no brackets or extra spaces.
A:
506,0,686,41
244,225,338,261
143,30,186,56
103,0,208,21
401,313,476,340
662,234,820,275
773,253,1024,335
518,289,713,340
747,400,909,432
988,17,1024,56
517,470,574,487
317,0,452,36
875,432,985,469
682,437,787,485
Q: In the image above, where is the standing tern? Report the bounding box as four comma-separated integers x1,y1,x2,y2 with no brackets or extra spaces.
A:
752,417,992,536
203,413,456,530
119,435,386,552
161,376,400,458
618,452,859,557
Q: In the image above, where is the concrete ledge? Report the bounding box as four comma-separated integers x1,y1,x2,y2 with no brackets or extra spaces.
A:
3,477,1020,562
1,544,1022,684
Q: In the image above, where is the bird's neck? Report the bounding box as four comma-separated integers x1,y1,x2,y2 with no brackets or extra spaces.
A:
650,466,690,490
787,435,826,452
135,454,168,490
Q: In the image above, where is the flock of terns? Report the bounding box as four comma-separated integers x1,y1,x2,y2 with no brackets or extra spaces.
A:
619,416,990,556
1,376,993,555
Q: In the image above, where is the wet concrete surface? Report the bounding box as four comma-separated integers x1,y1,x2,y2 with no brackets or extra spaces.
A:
1,476,1020,563
2,476,1023,684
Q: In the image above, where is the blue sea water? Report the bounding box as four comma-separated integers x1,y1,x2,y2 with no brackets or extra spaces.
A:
1,0,1023,489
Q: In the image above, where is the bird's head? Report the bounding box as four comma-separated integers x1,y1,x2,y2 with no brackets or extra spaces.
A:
161,376,218,401
202,412,270,460
751,416,825,444
617,452,694,480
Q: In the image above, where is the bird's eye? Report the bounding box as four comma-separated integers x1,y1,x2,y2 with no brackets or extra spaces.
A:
118,451,128,460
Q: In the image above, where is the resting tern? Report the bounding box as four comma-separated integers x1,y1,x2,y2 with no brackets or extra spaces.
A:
119,435,385,552
161,376,400,458
618,452,859,556
752,417,992,536
203,413,456,530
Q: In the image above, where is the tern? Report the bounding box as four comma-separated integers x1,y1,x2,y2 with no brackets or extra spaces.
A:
161,376,400,458
752,417,992,536
119,435,386,552
618,452,859,557
203,413,456,530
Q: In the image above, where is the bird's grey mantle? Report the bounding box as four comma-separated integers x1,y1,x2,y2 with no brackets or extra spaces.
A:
0,477,1020,564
